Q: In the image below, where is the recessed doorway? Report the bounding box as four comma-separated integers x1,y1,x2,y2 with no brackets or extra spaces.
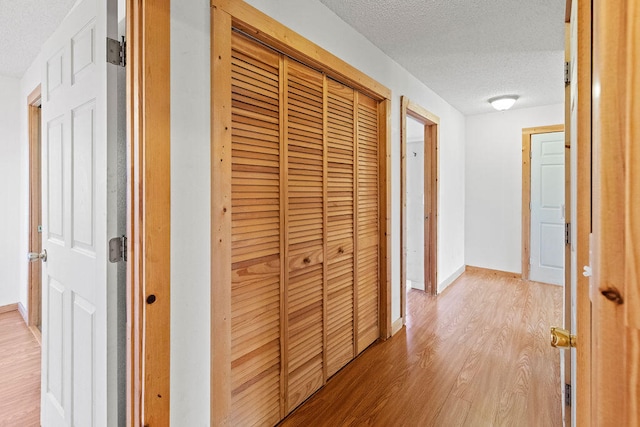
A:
27,85,42,340
521,125,565,285
400,96,439,325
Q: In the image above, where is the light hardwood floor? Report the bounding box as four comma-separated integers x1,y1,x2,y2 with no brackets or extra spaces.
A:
280,269,562,426
0,310,40,426
0,270,561,426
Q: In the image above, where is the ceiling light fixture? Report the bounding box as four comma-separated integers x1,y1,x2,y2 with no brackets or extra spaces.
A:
489,95,519,111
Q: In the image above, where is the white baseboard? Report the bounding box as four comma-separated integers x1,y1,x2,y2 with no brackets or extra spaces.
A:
391,317,404,336
407,279,425,291
437,264,466,294
17,301,28,323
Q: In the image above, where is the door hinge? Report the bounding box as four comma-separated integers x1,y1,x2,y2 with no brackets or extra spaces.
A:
565,383,572,406
564,61,571,86
565,222,571,246
107,36,126,67
109,235,127,263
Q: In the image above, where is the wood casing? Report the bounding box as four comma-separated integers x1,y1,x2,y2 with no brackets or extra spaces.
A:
211,1,391,424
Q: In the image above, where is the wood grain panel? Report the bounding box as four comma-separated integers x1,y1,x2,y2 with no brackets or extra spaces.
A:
625,1,640,422
214,4,389,425
591,1,628,425
28,85,42,336
229,32,282,427
284,58,325,413
326,78,355,376
356,94,379,353
127,0,171,423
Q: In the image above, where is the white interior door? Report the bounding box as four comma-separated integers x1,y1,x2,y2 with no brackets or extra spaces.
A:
530,131,565,285
40,0,118,424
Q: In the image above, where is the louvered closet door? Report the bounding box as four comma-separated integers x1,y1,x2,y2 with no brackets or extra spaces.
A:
326,78,355,376
229,33,282,427
356,94,380,353
225,30,382,425
284,58,326,412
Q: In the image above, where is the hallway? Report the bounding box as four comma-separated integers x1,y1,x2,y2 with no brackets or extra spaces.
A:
280,269,562,426
0,269,562,426
0,310,40,426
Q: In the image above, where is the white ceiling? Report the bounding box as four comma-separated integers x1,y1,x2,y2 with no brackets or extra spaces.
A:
318,0,566,115
3,0,565,116
0,0,76,78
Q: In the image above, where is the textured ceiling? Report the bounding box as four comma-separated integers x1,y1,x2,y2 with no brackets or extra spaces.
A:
318,0,565,115
0,0,76,78
3,0,564,115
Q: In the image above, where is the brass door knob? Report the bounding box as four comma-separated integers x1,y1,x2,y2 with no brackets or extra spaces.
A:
550,327,577,348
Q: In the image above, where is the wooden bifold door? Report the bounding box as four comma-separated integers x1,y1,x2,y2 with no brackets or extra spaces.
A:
221,31,382,426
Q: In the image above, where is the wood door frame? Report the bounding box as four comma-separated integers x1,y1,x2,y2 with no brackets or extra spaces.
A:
591,0,640,423
400,96,439,324
210,0,391,423
521,124,564,281
571,0,592,423
27,84,42,342
126,0,171,424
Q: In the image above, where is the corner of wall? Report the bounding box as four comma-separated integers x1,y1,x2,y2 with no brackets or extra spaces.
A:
438,264,466,294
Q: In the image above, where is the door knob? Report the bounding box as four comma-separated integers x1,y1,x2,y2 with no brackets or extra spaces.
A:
28,249,47,263
550,327,576,348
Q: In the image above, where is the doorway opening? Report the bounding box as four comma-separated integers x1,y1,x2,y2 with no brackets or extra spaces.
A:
400,96,439,326
405,116,425,293
521,125,565,285
27,84,42,342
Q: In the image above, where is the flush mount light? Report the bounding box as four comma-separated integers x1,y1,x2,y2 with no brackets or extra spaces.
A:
489,95,519,111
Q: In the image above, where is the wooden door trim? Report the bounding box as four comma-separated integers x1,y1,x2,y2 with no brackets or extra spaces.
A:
624,0,640,421
126,0,171,425
521,124,564,281
27,84,42,340
573,0,592,423
400,96,439,324
211,1,392,423
379,98,392,339
210,0,390,102
591,0,639,423
210,7,232,424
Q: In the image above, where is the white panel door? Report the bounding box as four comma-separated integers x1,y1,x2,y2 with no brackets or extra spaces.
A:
530,132,565,285
40,0,117,425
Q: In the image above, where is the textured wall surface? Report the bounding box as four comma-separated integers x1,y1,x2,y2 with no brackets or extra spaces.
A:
0,0,75,77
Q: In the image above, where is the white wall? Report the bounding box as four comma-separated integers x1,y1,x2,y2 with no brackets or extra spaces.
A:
16,56,43,315
406,139,424,289
0,75,22,307
170,0,211,425
465,103,564,273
